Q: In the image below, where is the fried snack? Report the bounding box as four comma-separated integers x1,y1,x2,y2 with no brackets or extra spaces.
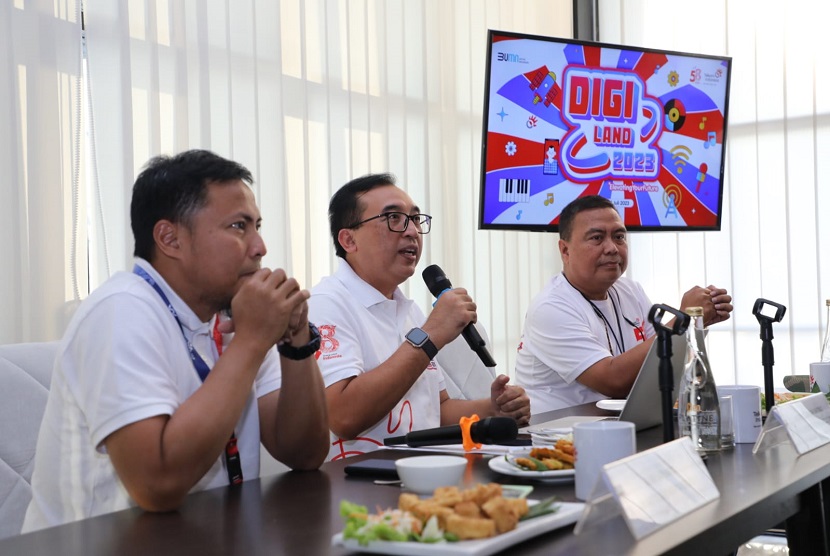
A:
530,440,576,467
409,501,455,529
461,482,503,505
529,447,557,459
513,457,540,471
555,438,575,455
432,486,464,507
502,497,529,518
393,483,527,539
550,447,575,465
398,493,420,512
538,457,568,470
481,497,519,534
444,513,497,540
453,500,483,519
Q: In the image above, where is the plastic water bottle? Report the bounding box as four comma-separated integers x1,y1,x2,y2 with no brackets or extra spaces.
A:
677,307,721,452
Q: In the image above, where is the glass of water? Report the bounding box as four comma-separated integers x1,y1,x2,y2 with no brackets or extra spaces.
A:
719,394,735,449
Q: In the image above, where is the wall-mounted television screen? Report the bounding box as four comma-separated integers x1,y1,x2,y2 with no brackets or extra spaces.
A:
479,30,732,232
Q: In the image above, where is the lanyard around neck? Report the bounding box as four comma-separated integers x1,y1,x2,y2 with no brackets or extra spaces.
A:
132,264,242,485
133,265,212,381
562,272,626,355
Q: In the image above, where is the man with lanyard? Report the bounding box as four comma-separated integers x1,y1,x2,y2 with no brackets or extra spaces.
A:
23,150,328,531
308,173,531,461
514,195,734,413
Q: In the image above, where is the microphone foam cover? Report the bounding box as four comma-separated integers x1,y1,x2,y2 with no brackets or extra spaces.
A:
476,417,518,443
422,264,453,297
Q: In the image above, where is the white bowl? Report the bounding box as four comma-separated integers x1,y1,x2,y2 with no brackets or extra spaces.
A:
394,455,467,495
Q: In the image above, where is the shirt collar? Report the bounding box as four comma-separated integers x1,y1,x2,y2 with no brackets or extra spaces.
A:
334,258,408,309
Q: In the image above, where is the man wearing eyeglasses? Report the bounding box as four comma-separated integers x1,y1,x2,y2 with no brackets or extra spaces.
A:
514,195,733,413
308,173,530,461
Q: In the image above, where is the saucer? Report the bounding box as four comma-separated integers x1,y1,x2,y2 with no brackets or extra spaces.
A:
596,399,626,412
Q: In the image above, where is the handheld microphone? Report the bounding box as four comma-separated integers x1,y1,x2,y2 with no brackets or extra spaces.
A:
422,264,497,368
383,416,518,447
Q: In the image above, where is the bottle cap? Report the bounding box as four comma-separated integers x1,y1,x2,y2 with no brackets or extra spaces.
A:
686,306,704,317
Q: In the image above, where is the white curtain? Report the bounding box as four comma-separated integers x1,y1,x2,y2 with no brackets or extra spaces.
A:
0,1,82,343
599,0,830,387
74,0,573,375
6,0,828,394
0,0,583,368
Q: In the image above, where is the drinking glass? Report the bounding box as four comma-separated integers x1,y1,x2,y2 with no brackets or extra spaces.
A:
719,394,734,449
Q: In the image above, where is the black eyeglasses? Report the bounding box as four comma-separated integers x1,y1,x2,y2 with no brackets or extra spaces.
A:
348,212,432,234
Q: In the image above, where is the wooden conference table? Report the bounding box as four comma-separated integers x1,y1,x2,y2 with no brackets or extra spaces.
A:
3,403,830,556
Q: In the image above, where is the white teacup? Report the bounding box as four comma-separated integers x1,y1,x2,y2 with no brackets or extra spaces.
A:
573,421,636,501
717,385,762,444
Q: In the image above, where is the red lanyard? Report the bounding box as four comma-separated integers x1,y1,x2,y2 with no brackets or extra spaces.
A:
212,316,243,485
212,317,224,356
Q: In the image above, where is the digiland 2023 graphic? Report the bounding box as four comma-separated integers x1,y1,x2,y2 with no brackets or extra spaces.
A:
480,31,731,232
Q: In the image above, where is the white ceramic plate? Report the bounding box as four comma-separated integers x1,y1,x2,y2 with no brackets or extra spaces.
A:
596,399,626,412
528,430,573,446
331,501,585,556
488,456,575,479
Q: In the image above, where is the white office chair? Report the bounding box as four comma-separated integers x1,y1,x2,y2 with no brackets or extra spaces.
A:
435,323,497,400
0,342,59,539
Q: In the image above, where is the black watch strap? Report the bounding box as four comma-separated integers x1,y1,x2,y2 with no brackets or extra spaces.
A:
405,327,438,360
277,323,321,360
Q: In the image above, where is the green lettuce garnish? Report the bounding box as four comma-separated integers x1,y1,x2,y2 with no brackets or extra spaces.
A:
339,500,455,545
521,496,560,521
339,500,410,545
340,500,368,543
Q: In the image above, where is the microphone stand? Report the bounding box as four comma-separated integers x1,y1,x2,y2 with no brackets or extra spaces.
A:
759,322,775,416
752,299,787,415
648,304,690,444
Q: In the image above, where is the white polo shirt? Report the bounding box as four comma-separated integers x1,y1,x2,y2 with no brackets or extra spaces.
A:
514,273,654,412
309,259,445,461
22,258,281,532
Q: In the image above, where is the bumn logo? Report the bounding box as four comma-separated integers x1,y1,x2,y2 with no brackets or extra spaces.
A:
497,52,520,62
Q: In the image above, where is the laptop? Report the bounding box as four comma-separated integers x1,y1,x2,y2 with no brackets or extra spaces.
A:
522,333,688,433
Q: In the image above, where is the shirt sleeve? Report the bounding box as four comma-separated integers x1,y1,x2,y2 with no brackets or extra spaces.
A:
254,347,282,398
307,292,367,387
634,281,656,339
68,293,186,451
524,293,610,385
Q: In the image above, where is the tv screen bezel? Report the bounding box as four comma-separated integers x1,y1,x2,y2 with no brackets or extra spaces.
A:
478,29,732,233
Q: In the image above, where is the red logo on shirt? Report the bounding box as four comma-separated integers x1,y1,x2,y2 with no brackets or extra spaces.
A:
319,324,339,353
387,400,413,434
330,437,384,461
633,319,645,342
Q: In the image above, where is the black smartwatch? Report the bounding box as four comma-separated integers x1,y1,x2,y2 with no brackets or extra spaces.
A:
277,323,321,360
405,327,438,360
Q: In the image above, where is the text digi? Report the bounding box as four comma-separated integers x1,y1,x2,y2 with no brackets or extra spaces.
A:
560,66,661,181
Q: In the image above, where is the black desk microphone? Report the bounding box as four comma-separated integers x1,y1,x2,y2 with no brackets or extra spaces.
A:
383,416,518,447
